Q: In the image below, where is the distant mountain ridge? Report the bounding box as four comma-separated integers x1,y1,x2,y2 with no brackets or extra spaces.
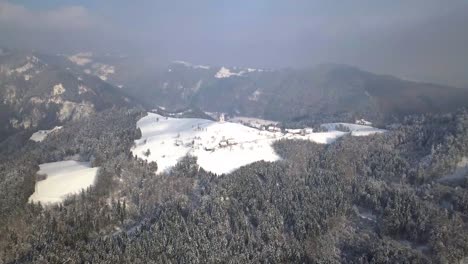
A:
120,61,468,124
0,49,134,141
2,48,468,141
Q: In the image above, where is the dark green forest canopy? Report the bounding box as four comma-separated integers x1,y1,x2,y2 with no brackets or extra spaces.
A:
0,109,468,263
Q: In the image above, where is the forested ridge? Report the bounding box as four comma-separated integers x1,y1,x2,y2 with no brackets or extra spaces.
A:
1,109,468,263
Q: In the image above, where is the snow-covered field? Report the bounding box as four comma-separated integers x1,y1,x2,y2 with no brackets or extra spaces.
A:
28,161,99,204
30,126,62,142
133,113,385,175
321,123,386,136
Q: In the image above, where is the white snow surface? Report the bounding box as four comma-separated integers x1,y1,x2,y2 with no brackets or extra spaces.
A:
133,113,281,174
68,52,93,66
91,63,115,81
355,119,373,125
215,67,244,78
172,60,210,70
321,123,386,136
133,113,386,175
28,161,99,204
30,126,62,142
15,62,34,73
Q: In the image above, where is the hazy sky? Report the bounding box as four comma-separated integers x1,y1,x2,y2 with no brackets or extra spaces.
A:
1,0,468,87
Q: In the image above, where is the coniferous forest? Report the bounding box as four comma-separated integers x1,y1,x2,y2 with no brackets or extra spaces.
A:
1,108,468,263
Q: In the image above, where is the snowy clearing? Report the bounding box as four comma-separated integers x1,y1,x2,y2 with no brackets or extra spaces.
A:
215,67,244,78
322,123,386,136
133,113,385,175
30,126,62,142
29,161,99,204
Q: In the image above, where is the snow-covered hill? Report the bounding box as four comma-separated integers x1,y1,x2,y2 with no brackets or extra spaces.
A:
132,113,385,175
0,49,133,141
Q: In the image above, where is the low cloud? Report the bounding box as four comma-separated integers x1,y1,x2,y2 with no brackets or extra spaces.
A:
0,1,95,32
0,1,467,87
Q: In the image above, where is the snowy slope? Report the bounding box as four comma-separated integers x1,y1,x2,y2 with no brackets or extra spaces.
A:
133,114,281,174
173,60,210,70
68,52,93,66
321,123,386,136
30,126,62,142
215,67,244,78
133,113,386,175
29,161,99,204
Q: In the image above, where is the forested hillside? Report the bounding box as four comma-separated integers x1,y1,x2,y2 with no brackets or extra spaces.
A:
1,108,468,263
0,50,134,142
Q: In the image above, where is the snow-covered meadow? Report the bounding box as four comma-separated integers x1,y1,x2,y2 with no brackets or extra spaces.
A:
321,123,386,136
28,161,99,204
132,113,385,175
